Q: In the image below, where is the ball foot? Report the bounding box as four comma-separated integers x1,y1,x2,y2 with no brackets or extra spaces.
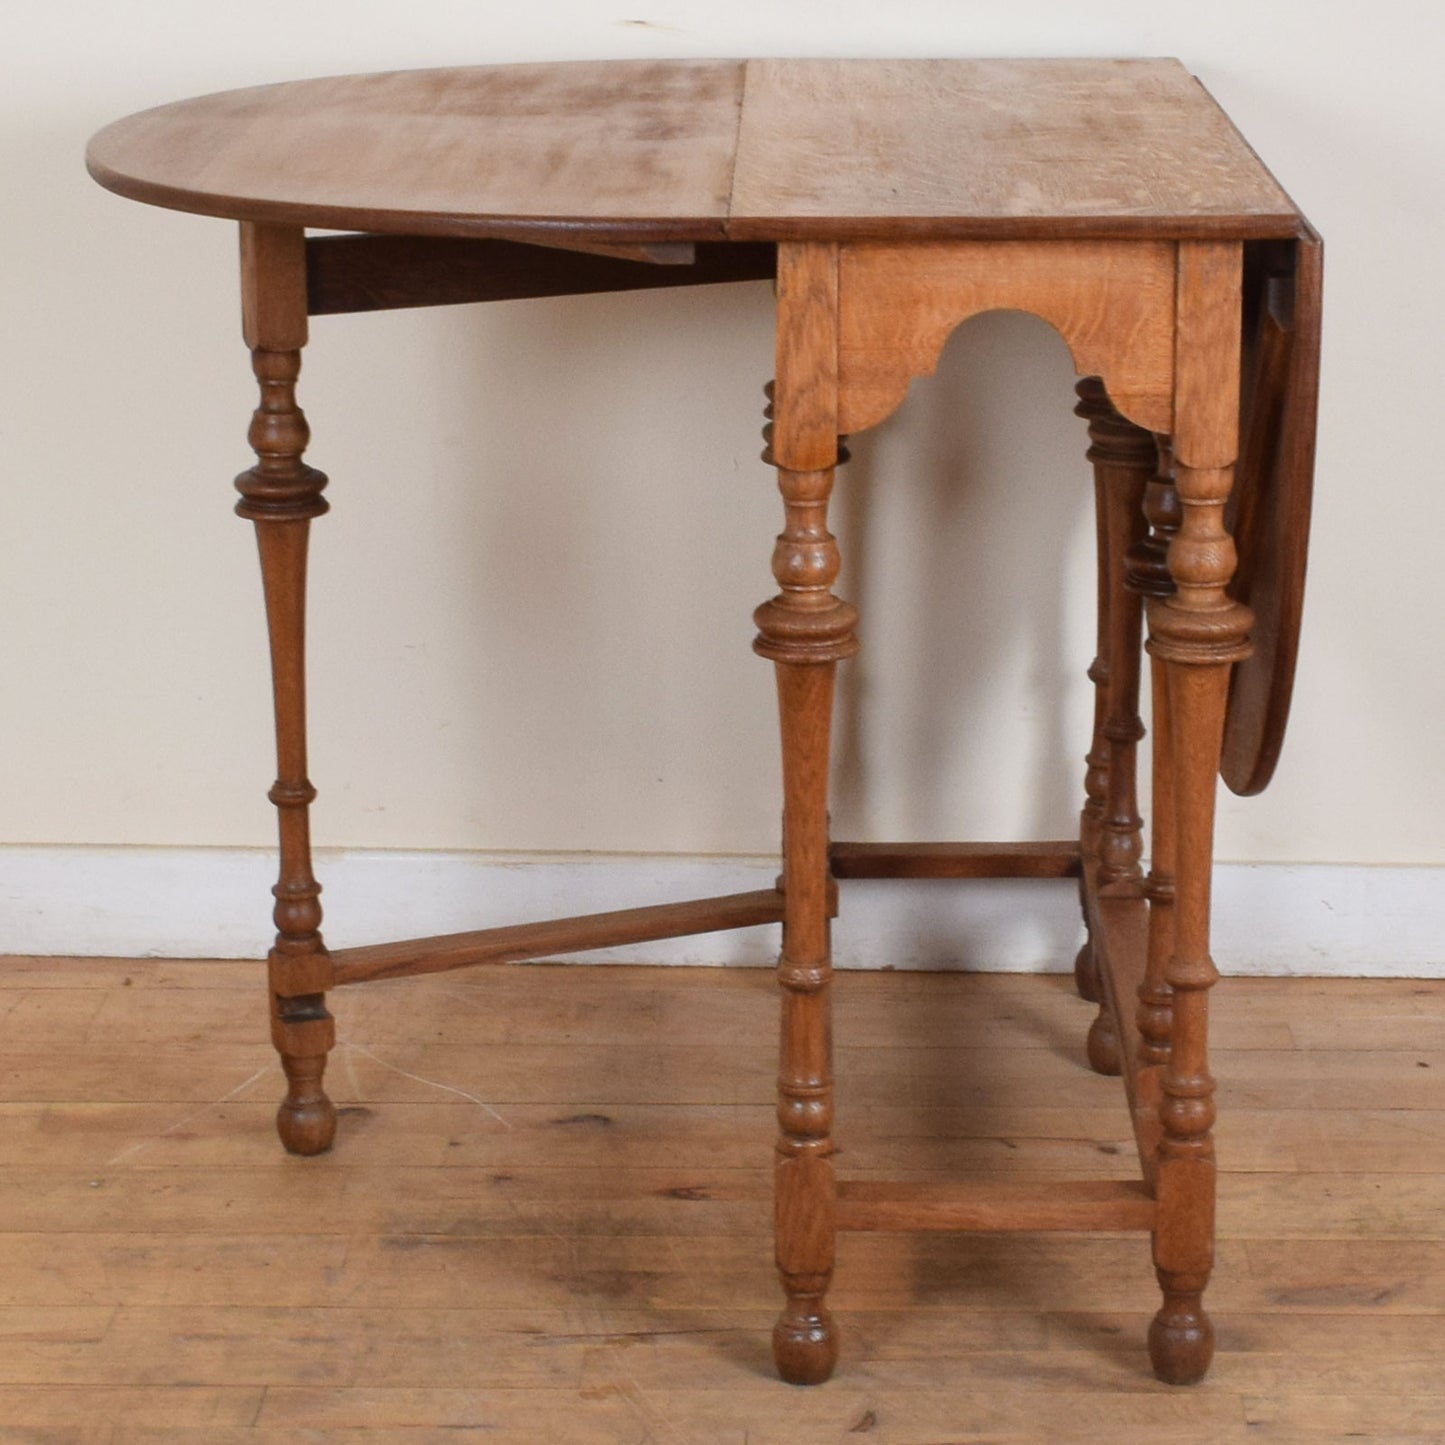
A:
1149,1299,1214,1385
1086,1010,1122,1076
277,1094,336,1155
773,1306,839,1385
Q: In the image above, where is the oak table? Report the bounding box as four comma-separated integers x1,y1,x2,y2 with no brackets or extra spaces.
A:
87,58,1321,1387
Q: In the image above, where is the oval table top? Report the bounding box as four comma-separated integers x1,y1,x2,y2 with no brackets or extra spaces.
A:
87,57,1306,245
88,57,1318,794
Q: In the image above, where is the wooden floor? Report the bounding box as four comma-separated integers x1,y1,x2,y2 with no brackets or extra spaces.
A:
1,957,1443,1443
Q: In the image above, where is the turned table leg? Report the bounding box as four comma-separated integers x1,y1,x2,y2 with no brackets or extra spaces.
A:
1074,378,1153,1075
1145,242,1253,1384
234,222,337,1156
756,243,857,1386
1073,381,1111,1006
1128,441,1183,1124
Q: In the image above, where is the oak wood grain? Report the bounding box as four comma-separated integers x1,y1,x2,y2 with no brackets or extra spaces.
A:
753,242,858,1386
828,840,1081,879
835,1178,1156,1233
235,223,337,1159
730,59,1302,241
836,239,1177,434
87,60,747,244
328,889,788,987
1222,229,1323,796
89,59,1307,246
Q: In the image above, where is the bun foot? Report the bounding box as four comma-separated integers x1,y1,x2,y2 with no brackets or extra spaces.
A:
773,1306,839,1385
1074,938,1101,1002
1149,1299,1214,1384
1086,1010,1122,1076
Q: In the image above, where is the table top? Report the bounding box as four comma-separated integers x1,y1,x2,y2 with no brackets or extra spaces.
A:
87,58,1304,245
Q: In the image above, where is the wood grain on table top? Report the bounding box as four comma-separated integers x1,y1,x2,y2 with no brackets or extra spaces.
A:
87,57,1305,243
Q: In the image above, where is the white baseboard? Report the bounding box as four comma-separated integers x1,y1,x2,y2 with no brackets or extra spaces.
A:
1,846,1440,975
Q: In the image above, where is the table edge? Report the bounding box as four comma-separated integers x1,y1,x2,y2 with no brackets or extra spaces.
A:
88,148,1307,247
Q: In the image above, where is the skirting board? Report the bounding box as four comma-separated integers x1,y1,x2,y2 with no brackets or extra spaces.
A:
0,846,1440,975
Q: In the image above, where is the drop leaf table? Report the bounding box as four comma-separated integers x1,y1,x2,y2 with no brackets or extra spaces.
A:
87,57,1321,1386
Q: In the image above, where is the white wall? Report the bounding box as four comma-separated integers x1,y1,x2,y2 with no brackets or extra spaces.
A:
3,5,1442,910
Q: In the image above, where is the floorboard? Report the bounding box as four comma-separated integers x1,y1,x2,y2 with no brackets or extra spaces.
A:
1,958,1441,1442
